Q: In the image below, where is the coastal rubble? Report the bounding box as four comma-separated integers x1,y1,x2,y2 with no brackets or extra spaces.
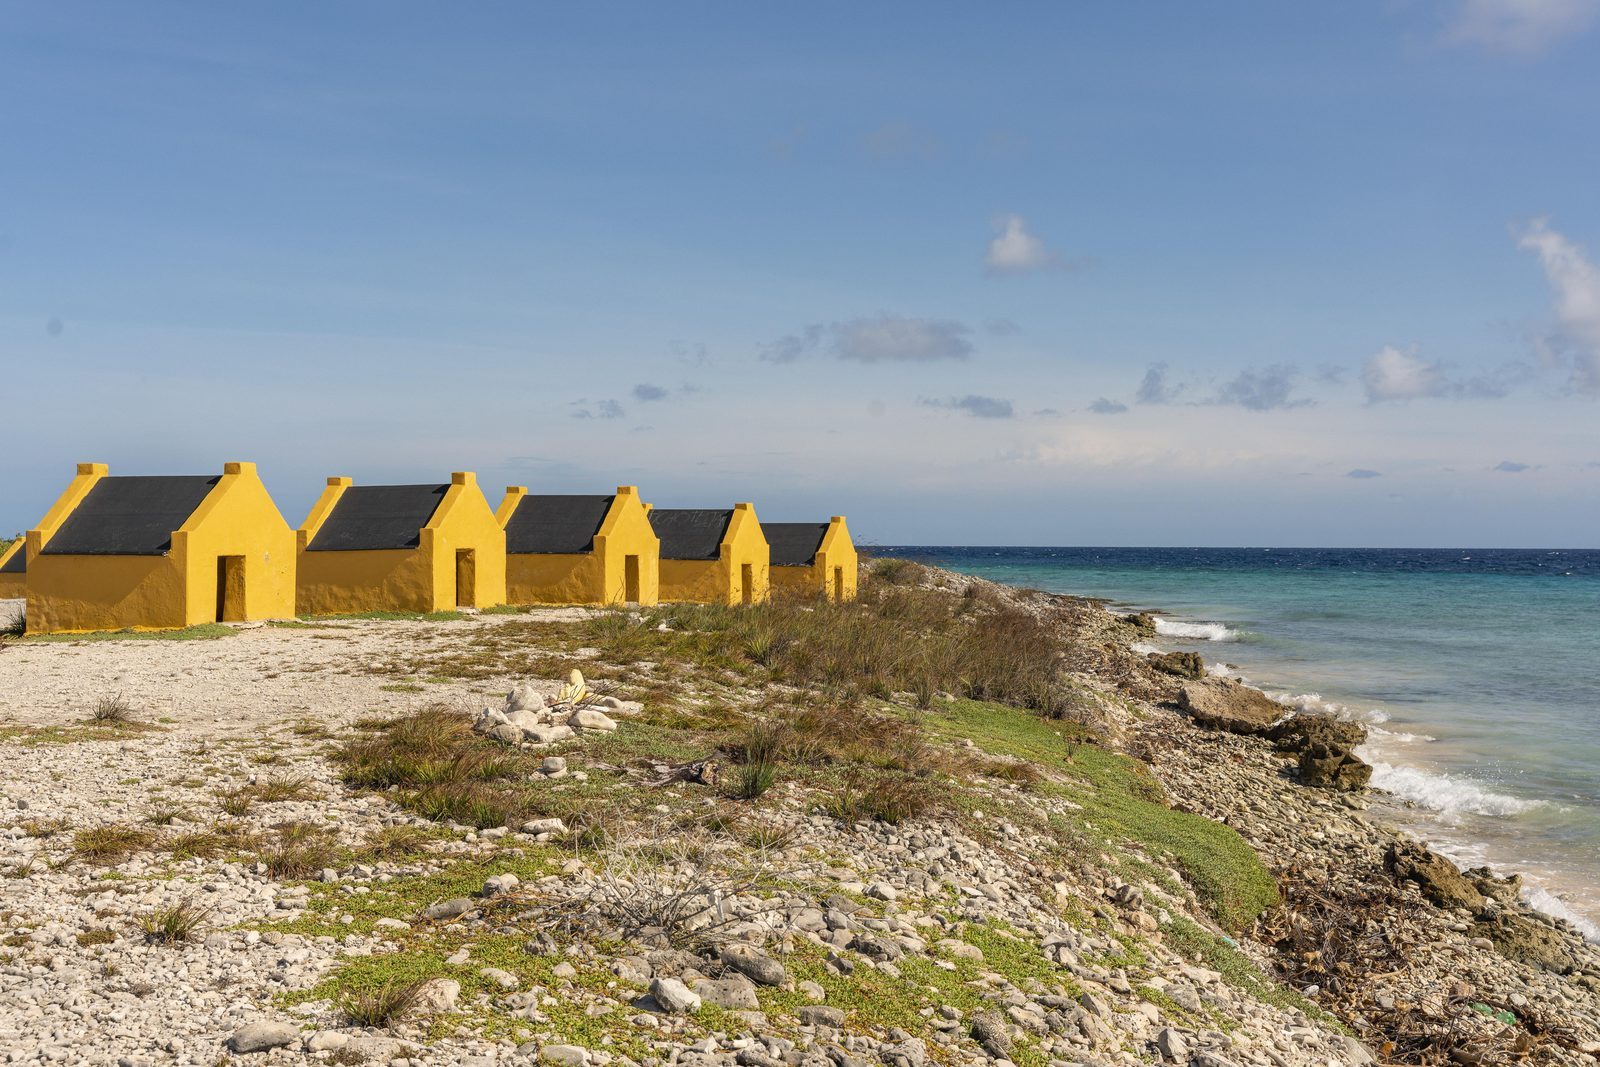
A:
0,582,1595,1065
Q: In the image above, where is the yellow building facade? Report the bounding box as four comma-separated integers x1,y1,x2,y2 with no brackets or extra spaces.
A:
497,486,660,606
22,462,296,634
295,472,506,615
765,516,858,601
0,539,23,600
651,502,770,605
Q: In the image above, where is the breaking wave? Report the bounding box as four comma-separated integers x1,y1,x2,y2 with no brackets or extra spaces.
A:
1522,886,1600,943
1358,754,1544,819
1153,617,1238,642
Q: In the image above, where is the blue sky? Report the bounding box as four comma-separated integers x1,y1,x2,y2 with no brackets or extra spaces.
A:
3,2,1598,546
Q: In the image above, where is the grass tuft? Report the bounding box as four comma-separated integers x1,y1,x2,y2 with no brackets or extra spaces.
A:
340,978,425,1028
72,824,156,864
138,898,211,944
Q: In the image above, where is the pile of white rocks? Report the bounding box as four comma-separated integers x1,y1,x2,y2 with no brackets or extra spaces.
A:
473,672,641,746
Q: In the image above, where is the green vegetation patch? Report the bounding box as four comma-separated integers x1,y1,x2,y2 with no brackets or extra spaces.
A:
23,623,236,643
928,700,1279,930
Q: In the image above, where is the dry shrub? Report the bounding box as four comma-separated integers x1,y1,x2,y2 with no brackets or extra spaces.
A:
90,694,136,724
530,839,780,953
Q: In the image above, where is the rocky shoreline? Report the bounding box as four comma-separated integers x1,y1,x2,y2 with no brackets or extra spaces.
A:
0,573,1596,1066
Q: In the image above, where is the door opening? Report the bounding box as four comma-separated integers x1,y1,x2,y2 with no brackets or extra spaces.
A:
216,556,246,622
740,563,754,605
455,550,476,609
833,566,845,602
624,555,641,603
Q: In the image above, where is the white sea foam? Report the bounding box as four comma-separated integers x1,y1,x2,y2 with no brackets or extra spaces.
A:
1266,689,1389,725
1153,617,1237,642
1205,661,1248,681
1130,641,1161,655
1358,753,1543,818
1522,886,1600,943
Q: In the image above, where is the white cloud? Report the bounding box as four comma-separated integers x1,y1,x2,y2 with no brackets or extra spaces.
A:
1447,0,1599,53
1517,218,1600,394
1362,345,1451,402
984,214,1061,276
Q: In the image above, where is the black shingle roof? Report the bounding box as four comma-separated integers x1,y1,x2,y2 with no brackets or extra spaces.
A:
505,495,614,555
649,509,733,561
306,484,448,552
41,476,220,556
764,523,829,567
0,545,23,574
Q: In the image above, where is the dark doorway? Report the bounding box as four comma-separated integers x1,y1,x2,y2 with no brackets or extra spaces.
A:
624,555,641,603
740,563,754,605
215,556,245,622
455,550,476,609
834,566,845,602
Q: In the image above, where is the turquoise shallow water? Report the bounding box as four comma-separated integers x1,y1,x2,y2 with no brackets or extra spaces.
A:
877,547,1600,936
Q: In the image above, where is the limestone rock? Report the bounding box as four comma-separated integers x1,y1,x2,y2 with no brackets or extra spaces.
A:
1473,912,1577,974
721,945,787,986
568,707,618,732
692,976,760,1010
414,978,460,1013
1385,842,1484,912
649,976,702,1014
1177,679,1289,734
1147,651,1205,679
226,1021,298,1054
423,897,476,920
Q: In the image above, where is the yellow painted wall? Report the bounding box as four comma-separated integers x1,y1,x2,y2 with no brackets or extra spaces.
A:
25,462,296,634
658,502,770,605
770,516,858,602
296,472,506,615
0,540,23,600
501,486,660,606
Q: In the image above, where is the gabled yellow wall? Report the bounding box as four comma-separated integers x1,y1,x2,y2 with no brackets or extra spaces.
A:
296,472,506,615
24,462,296,634
658,502,770,605
770,516,858,602
501,486,660,606
0,540,24,600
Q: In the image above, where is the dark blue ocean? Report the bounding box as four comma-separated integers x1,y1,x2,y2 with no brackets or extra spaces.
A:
877,547,1600,936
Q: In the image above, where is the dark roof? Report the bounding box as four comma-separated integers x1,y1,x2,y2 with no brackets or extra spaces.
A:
650,508,733,561
764,523,829,567
505,495,614,555
0,545,23,574
306,484,448,552
41,476,220,556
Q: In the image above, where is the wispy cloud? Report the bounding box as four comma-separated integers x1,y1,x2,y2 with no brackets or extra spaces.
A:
860,122,940,162
984,214,1064,276
1212,364,1310,411
1088,397,1128,415
762,315,973,364
1446,0,1599,53
632,383,668,402
1517,218,1600,394
570,398,624,419
1346,468,1383,479
920,394,1015,419
1135,363,1182,405
1495,459,1533,472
